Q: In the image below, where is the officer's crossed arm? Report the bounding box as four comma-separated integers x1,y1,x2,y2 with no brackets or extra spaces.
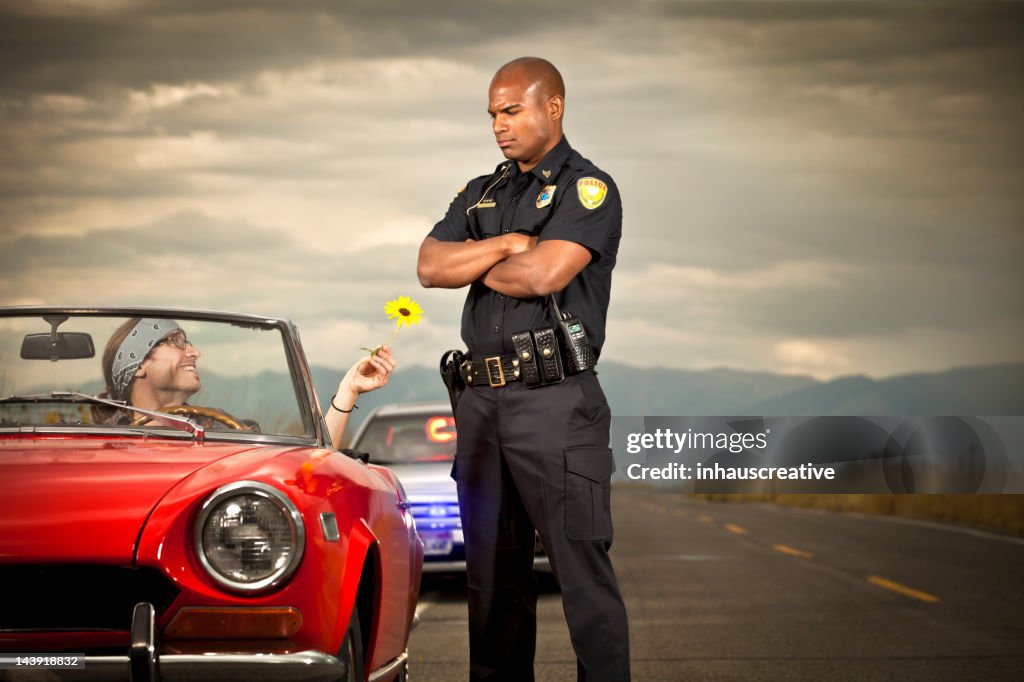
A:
417,234,536,289
481,239,591,298
482,172,617,297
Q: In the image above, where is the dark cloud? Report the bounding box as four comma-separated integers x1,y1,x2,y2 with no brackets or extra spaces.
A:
0,210,422,314
0,0,614,95
1,2,352,94
1,211,284,267
658,1,1024,60
738,265,1021,338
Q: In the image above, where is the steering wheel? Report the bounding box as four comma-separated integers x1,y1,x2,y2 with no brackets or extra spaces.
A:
131,405,248,430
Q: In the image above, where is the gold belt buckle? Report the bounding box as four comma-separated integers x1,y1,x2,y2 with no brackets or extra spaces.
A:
484,356,506,387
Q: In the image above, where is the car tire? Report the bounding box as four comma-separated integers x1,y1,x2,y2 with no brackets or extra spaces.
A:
338,602,364,682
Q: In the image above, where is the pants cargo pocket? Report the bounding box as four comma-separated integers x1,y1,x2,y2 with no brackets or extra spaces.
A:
564,447,615,541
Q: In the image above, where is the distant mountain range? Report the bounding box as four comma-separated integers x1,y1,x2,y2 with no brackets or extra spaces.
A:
313,362,1024,433
50,361,1022,435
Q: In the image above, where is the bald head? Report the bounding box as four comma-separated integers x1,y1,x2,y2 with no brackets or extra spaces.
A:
491,57,565,101
488,57,566,172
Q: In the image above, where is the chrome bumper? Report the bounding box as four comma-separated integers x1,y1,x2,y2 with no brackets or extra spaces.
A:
1,603,399,682
34,650,348,682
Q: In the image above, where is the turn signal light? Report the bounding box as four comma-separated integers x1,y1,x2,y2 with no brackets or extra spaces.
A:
164,606,302,639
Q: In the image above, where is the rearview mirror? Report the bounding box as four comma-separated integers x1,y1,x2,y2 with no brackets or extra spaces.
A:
21,332,96,361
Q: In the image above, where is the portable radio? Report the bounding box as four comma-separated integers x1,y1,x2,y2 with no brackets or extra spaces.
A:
548,296,596,375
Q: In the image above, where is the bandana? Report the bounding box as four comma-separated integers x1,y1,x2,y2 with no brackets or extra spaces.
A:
111,318,180,401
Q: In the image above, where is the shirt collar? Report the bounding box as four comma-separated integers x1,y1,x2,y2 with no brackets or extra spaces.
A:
508,135,573,184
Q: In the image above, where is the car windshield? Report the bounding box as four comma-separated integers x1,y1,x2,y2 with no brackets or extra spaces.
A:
353,412,456,464
0,312,313,440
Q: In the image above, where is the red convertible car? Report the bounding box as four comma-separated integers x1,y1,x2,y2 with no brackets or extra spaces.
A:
0,307,423,681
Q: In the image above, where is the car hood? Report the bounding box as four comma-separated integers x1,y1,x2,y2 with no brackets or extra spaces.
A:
0,436,263,563
384,461,457,499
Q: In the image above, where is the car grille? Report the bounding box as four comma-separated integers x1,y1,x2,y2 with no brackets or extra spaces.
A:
0,565,179,631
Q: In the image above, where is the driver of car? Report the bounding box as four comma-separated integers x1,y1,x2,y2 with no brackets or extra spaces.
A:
95,317,237,429
107,318,199,412
97,317,395,446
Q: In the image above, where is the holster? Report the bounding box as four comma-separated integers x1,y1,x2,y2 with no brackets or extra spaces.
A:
439,349,467,419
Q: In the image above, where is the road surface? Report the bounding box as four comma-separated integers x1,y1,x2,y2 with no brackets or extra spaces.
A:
408,486,1024,680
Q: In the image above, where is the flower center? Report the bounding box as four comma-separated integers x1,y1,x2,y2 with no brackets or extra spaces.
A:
399,308,410,316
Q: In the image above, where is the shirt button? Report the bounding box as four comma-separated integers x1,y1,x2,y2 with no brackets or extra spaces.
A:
502,228,509,233
493,326,501,334
497,294,505,300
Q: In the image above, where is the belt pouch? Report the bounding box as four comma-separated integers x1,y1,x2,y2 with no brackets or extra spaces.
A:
511,331,542,386
531,327,564,384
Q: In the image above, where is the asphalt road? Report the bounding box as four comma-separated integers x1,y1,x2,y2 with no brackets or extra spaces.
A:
408,486,1024,681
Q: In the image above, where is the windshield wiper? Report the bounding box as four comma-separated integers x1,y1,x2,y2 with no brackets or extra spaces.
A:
1,391,205,441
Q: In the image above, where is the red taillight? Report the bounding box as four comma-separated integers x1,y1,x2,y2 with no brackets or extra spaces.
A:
426,416,456,443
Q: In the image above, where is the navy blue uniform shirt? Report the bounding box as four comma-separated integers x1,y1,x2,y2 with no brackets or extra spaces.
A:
428,136,621,358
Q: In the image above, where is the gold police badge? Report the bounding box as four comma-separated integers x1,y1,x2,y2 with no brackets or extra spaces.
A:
576,177,608,210
536,185,556,209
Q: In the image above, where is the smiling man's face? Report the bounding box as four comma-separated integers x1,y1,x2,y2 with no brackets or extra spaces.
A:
133,329,201,408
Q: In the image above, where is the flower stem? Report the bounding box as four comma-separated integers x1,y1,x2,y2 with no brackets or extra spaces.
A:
363,326,402,357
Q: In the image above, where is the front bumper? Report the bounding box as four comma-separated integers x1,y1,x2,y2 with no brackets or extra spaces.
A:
18,650,348,682
1,603,358,682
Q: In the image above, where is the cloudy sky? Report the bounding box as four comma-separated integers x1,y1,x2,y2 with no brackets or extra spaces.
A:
1,0,1021,380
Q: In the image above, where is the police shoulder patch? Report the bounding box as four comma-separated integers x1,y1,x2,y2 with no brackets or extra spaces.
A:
576,177,608,210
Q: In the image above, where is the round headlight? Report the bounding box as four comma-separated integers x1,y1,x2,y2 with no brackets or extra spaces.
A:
194,481,305,593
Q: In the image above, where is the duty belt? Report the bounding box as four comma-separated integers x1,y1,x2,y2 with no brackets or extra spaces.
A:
464,318,595,388
460,354,523,388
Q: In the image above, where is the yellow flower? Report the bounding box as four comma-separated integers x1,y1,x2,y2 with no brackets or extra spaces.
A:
361,295,425,357
384,295,424,328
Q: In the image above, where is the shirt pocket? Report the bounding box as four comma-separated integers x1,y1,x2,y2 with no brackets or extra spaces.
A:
514,196,557,235
474,206,503,238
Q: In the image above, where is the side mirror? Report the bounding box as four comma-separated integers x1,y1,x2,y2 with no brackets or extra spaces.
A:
21,332,96,361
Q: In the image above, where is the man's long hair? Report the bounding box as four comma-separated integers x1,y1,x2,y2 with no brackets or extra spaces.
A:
91,317,142,422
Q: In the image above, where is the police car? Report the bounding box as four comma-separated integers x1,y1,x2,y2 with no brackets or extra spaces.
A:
349,401,550,574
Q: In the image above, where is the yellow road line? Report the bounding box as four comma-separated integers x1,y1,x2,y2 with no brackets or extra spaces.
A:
772,544,813,559
724,523,748,535
698,514,714,524
674,510,686,518
866,575,940,603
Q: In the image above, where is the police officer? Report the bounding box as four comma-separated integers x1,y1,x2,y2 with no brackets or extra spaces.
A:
418,57,629,682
